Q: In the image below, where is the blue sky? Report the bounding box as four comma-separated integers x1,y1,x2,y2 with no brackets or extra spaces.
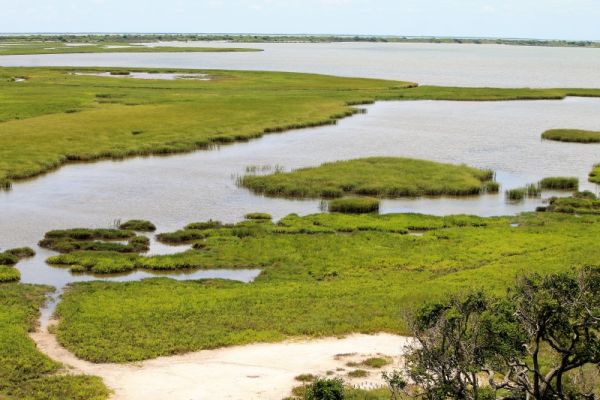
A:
2,0,599,40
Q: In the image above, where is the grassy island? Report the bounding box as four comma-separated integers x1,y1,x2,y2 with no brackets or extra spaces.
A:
0,284,109,399
3,66,600,189
240,157,496,198
49,211,600,363
590,164,600,184
542,129,600,143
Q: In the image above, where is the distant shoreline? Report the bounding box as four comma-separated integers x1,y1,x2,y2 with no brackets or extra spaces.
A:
1,33,599,48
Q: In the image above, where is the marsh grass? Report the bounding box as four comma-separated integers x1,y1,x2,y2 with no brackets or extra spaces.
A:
39,228,148,254
539,177,579,190
506,184,541,201
348,369,369,378
118,219,156,232
361,357,392,369
53,212,600,362
241,157,496,199
245,212,272,220
544,192,600,215
542,129,600,143
0,284,109,399
156,229,206,244
329,197,380,214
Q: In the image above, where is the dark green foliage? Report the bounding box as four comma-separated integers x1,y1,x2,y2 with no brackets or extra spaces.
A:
0,252,18,266
305,378,345,400
241,157,495,199
184,220,225,230
539,177,579,190
119,219,156,232
329,198,380,214
44,228,133,241
590,164,600,184
39,233,148,254
4,247,36,258
542,129,600,143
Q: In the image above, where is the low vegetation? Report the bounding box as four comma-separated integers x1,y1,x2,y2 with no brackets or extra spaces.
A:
244,212,272,220
0,283,109,399
241,157,496,199
328,197,380,214
590,164,600,184
542,192,600,215
118,219,156,231
53,211,600,363
539,176,579,190
361,357,392,369
542,129,600,143
39,228,149,254
3,66,600,189
0,247,35,282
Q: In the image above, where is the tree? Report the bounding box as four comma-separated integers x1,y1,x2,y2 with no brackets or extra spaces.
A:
403,268,600,400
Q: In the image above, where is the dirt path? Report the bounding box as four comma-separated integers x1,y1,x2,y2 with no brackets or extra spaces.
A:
31,325,411,400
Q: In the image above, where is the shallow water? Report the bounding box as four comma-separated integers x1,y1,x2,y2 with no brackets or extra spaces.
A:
2,97,599,260
2,42,600,87
73,71,209,80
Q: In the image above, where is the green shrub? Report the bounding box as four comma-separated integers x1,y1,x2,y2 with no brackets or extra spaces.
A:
329,198,380,214
361,357,391,368
306,378,345,400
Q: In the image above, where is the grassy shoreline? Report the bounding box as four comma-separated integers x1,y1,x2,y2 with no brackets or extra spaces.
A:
51,211,600,363
0,283,109,399
2,66,600,189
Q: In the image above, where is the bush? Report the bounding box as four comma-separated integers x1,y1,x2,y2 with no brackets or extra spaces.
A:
306,378,345,400
329,197,380,214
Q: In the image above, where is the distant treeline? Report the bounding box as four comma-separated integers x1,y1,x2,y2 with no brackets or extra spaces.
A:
1,34,599,48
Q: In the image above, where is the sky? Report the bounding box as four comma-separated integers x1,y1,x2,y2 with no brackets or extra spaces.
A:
1,0,599,40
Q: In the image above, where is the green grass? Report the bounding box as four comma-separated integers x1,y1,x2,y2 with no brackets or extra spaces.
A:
241,157,495,198
539,176,579,190
542,129,600,143
244,212,272,220
53,211,600,363
38,228,149,254
361,357,392,369
329,197,381,214
0,283,109,399
2,66,600,189
348,369,369,378
590,164,600,184
0,247,36,283
0,40,261,56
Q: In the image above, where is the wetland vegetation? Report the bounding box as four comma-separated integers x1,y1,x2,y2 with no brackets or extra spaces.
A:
0,284,109,399
542,129,600,143
48,211,600,363
3,66,600,190
240,157,496,199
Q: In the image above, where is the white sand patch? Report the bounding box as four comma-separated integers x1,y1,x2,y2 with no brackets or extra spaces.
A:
31,325,411,400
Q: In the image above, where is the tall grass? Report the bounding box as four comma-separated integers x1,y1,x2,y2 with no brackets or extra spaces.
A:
539,177,579,190
590,164,600,184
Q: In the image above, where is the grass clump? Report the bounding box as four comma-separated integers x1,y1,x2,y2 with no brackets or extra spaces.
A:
295,373,318,382
590,164,600,184
539,177,579,190
0,266,20,283
329,197,380,214
39,233,149,254
156,229,205,244
347,369,369,378
542,129,600,143
361,356,392,368
0,283,109,399
118,219,156,232
241,157,495,199
244,212,272,220
544,192,600,215
506,184,541,201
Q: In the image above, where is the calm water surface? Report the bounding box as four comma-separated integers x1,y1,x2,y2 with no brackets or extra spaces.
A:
2,42,600,87
2,46,600,288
